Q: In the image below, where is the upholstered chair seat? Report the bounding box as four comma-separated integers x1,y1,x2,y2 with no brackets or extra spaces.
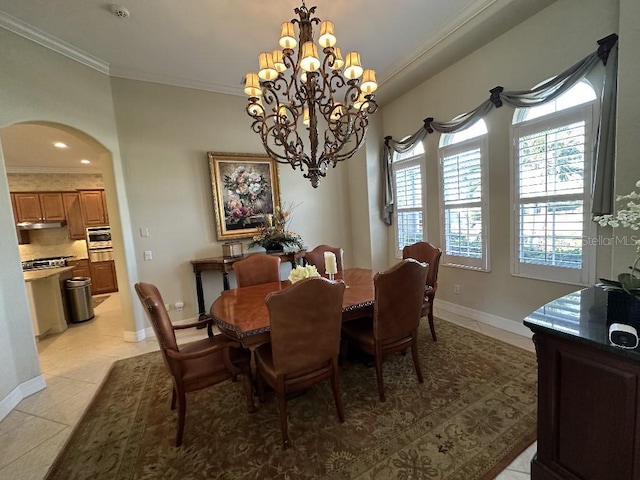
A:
255,276,346,448
135,282,255,447
233,253,281,287
341,259,428,402
402,241,442,341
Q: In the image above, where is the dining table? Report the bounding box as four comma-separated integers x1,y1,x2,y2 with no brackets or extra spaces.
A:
210,268,376,348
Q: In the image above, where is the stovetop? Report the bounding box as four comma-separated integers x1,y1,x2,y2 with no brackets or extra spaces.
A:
22,256,73,271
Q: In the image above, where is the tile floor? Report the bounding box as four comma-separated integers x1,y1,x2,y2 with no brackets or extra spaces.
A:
0,294,536,479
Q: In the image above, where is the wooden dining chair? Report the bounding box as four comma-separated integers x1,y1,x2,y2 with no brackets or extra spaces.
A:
402,241,442,341
134,282,255,446
341,259,428,402
254,276,346,448
304,244,344,275
233,253,281,287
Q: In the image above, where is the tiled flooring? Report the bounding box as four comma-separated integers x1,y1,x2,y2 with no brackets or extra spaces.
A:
0,294,536,479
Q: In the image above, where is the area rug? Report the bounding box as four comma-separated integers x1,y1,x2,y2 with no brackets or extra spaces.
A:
45,321,537,479
91,295,110,309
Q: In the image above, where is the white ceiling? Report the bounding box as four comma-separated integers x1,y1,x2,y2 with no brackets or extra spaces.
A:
0,0,556,172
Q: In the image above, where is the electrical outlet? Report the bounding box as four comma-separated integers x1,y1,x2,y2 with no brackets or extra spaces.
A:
454,284,460,294
174,301,184,311
144,250,153,261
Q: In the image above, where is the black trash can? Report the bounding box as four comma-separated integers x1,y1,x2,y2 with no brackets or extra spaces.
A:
66,277,95,323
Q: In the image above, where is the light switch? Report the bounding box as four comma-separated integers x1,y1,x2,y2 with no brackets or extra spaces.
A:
140,227,149,237
144,250,153,261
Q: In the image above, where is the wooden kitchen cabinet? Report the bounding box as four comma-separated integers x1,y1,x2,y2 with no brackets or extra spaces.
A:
79,190,109,226
67,259,90,279
10,193,30,244
90,260,118,294
62,192,85,240
13,192,65,222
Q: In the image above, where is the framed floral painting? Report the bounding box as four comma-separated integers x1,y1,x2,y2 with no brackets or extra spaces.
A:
207,152,281,240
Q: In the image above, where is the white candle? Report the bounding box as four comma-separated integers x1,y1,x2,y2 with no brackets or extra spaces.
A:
324,251,338,274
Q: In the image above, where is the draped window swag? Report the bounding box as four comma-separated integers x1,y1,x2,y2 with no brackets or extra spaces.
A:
382,33,619,226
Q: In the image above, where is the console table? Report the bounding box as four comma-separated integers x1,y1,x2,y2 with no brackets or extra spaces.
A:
524,287,640,480
191,250,306,317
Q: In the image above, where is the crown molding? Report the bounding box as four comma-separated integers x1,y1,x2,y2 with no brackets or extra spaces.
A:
5,166,103,174
0,10,110,75
109,67,245,96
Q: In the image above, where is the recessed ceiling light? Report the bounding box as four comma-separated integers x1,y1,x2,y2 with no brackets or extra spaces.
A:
54,142,68,148
80,159,91,164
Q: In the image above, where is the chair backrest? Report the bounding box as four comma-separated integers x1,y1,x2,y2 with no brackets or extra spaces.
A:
305,244,344,275
234,253,281,287
266,277,346,376
402,241,442,289
373,259,428,341
135,282,179,372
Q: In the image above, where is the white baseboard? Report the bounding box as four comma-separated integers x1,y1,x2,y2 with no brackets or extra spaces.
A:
123,329,146,342
435,300,533,338
0,374,46,421
125,316,200,342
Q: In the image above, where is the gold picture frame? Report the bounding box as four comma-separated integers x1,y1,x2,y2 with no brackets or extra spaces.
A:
208,152,281,241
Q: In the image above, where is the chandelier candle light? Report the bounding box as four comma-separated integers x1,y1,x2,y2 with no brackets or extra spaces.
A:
244,1,379,188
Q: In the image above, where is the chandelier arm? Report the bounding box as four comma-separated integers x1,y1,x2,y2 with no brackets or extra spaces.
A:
245,2,378,187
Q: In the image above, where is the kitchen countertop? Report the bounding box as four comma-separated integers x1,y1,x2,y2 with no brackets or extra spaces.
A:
23,266,74,283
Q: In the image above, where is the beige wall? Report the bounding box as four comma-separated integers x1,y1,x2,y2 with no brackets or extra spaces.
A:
382,0,626,325
0,29,137,406
109,78,357,318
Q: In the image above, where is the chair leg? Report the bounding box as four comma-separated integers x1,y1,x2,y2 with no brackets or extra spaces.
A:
428,303,437,341
170,386,177,410
374,343,385,402
242,373,256,413
276,378,289,449
330,357,345,423
411,334,424,384
175,388,186,447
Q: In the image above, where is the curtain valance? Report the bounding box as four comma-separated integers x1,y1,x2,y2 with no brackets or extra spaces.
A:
382,33,619,225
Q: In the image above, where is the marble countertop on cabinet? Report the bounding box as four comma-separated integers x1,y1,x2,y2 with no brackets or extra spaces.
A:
24,266,74,283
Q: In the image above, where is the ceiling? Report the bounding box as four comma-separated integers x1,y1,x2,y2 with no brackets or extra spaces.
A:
0,0,556,172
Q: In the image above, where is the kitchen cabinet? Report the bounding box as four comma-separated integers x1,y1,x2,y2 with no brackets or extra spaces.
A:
10,193,30,244
62,192,85,240
13,192,65,222
90,260,118,294
79,190,109,226
67,258,90,279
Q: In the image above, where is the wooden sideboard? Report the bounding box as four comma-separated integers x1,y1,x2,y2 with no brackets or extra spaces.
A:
190,250,306,317
524,287,640,480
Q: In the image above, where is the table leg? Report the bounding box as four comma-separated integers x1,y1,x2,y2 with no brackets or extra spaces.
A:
222,271,230,291
195,271,205,316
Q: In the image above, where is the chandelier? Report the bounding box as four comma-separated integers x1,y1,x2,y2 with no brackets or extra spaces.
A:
244,1,379,188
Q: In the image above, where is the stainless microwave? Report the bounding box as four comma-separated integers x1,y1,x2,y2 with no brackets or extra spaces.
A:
86,226,112,250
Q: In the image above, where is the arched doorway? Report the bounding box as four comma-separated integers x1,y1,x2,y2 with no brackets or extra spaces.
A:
1,121,130,351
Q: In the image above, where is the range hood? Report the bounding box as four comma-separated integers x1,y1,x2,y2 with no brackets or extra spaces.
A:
17,220,67,230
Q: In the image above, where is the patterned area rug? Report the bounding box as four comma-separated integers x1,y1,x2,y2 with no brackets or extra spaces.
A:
91,295,110,309
45,321,537,479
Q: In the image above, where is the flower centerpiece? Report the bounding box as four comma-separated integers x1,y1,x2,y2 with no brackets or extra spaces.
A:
249,204,304,252
594,179,640,300
288,264,321,284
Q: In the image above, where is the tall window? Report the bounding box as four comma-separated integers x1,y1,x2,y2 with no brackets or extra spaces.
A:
511,80,597,285
438,120,489,270
392,142,425,257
